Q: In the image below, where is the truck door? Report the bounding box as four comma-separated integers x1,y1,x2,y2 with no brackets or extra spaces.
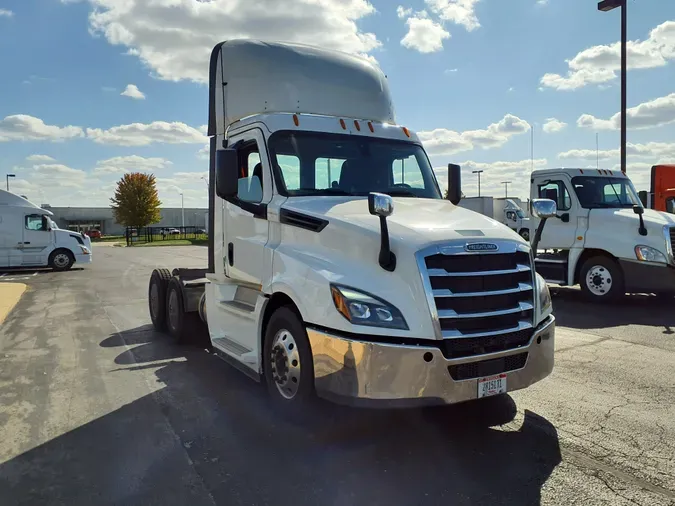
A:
533,178,581,249
16,214,53,266
223,129,271,285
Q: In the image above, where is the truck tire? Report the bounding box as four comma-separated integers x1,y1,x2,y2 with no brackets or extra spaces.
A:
519,229,530,242
580,256,624,302
49,249,74,271
149,268,172,331
263,306,315,412
165,277,197,344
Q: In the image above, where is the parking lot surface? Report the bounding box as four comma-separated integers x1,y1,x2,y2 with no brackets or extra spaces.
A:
0,245,674,506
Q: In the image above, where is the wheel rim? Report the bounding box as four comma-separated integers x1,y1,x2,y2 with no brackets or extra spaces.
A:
270,329,301,400
53,253,69,268
150,283,160,320
521,231,530,241
586,265,612,296
168,289,180,330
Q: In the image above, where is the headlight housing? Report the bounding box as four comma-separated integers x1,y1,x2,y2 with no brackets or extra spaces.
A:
330,285,408,330
535,273,552,321
634,245,667,264
79,245,91,254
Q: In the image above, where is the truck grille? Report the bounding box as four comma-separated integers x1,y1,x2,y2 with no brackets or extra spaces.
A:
670,227,675,262
419,244,535,358
448,352,528,380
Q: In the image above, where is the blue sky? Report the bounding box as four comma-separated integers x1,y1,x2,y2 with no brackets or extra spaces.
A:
1,0,674,207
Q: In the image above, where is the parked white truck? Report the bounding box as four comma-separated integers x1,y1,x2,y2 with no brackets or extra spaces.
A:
461,197,530,240
531,168,675,301
148,40,557,410
0,189,92,270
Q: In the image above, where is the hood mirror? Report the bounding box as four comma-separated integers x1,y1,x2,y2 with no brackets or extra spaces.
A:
368,192,396,272
633,205,648,236
368,192,394,217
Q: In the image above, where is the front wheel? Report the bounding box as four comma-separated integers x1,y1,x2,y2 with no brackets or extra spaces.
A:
263,307,316,411
580,256,624,302
149,268,172,331
49,249,74,271
519,229,530,242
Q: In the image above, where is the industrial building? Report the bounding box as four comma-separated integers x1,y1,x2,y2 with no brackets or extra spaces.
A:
40,206,208,236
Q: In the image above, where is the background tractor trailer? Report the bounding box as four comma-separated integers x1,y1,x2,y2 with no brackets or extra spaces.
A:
460,197,531,240
147,39,557,411
530,168,675,301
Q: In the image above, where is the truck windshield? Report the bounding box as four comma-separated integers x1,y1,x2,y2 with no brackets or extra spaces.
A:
516,209,525,219
571,176,641,209
268,132,442,198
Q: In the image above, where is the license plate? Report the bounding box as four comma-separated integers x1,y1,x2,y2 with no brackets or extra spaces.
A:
478,374,507,398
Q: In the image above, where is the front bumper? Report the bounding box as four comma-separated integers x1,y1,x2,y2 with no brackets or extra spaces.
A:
619,260,675,294
308,315,555,407
75,252,93,265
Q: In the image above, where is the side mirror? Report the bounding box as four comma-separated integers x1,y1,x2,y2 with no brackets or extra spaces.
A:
632,205,644,215
447,164,461,205
531,198,557,219
368,192,394,217
215,149,239,199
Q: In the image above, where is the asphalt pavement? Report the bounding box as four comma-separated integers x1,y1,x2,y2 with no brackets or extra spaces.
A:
0,244,674,506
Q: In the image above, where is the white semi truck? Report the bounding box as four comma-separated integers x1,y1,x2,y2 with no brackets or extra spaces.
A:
531,168,675,301
461,197,530,240
0,189,92,270
148,40,557,410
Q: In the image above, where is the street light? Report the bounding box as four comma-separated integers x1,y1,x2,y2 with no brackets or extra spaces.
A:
6,173,15,191
598,0,627,174
501,181,512,198
472,170,484,197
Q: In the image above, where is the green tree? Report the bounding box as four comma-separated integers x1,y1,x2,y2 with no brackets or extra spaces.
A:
110,172,162,228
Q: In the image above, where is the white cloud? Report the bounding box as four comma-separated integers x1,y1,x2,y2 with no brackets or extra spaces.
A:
94,155,173,175
120,84,146,100
401,11,450,53
396,6,412,18
577,93,675,131
541,20,675,90
426,0,482,31
0,115,84,142
0,8,14,17
536,0,548,5
419,114,531,155
558,141,675,161
444,68,458,74
86,121,207,146
26,154,56,162
197,144,210,160
82,0,380,83
508,87,515,92
542,118,567,133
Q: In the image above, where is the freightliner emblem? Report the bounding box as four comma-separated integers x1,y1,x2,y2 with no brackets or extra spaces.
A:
465,243,499,252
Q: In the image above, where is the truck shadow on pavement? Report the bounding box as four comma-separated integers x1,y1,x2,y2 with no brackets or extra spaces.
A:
552,287,675,335
0,326,562,506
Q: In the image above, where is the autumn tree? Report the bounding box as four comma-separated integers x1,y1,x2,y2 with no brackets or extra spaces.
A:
110,172,162,228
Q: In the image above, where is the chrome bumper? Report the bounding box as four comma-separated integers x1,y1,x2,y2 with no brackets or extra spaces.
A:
308,315,555,407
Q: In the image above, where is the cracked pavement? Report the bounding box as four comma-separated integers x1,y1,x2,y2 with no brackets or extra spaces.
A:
0,245,674,505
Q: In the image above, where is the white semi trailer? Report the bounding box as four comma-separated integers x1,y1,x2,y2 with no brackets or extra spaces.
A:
147,40,557,411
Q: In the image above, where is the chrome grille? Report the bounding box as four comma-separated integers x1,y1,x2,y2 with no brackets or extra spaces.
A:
669,227,675,263
418,242,535,355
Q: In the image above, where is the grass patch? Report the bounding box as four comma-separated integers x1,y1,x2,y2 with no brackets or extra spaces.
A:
93,235,125,242
134,238,208,247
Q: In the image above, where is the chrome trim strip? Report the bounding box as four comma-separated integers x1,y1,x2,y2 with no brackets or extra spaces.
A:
416,248,443,340
534,258,567,264
442,320,533,339
438,302,533,319
433,283,533,298
427,264,530,277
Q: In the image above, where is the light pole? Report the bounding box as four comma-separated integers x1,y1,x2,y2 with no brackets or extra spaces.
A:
472,170,484,197
180,193,185,229
501,181,512,198
598,0,627,174
6,174,15,191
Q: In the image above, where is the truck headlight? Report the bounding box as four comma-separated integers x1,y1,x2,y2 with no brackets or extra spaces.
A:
330,285,408,330
80,245,91,254
634,245,667,264
535,273,552,321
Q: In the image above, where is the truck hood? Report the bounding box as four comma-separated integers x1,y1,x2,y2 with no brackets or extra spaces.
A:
55,229,92,248
606,208,675,229
283,196,525,246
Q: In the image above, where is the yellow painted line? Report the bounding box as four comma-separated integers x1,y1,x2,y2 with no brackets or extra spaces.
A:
0,283,27,324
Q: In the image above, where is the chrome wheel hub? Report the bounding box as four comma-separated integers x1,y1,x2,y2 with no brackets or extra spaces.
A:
586,265,612,296
54,254,69,268
270,329,301,399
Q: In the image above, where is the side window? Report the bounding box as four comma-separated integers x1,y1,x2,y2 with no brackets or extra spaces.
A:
236,144,263,203
278,155,300,190
315,158,345,190
25,214,45,231
538,181,571,211
392,155,425,188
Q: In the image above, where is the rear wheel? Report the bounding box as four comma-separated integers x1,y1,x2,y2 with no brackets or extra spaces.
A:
263,307,315,412
49,249,74,271
580,256,624,302
165,277,197,344
519,229,530,242
149,268,172,331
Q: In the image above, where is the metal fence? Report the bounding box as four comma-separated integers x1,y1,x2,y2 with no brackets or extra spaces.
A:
125,226,208,246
